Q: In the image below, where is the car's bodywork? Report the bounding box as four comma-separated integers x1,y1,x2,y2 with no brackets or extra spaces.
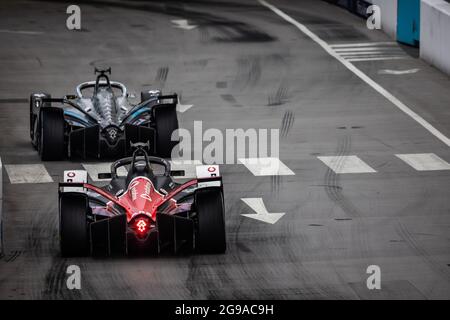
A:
30,68,179,160
58,144,226,256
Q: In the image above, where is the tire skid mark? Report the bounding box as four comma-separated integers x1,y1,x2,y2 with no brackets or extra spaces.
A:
395,182,431,218
186,255,231,299
271,175,283,195
220,94,237,104
193,18,275,43
164,1,275,43
216,81,228,89
280,110,295,138
186,193,235,300
155,66,169,84
220,94,242,107
43,258,74,299
322,135,372,263
323,135,362,218
4,250,22,262
23,197,99,299
26,199,59,299
396,222,450,283
276,216,346,299
234,56,261,90
227,183,277,298
95,262,139,299
268,84,289,106
198,25,210,43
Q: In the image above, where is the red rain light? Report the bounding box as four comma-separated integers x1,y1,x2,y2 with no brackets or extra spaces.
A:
132,216,152,239
136,218,147,233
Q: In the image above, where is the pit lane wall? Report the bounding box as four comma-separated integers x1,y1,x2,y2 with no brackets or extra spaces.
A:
323,0,398,38
0,157,3,256
420,0,450,75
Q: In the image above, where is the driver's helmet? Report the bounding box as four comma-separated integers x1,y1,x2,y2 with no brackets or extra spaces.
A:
125,159,156,187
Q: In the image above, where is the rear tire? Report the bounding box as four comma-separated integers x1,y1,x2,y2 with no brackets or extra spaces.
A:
195,188,226,254
39,107,65,161
154,106,179,158
60,193,89,257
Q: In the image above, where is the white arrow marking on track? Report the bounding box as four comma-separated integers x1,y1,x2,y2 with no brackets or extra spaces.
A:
171,19,197,30
241,198,285,224
378,68,420,75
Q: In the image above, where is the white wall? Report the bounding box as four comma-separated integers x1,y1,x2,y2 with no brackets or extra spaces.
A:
420,0,450,75
367,0,398,39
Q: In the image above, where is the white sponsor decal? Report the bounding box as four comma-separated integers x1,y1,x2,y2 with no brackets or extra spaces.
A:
66,265,81,290
66,5,81,30
366,265,381,290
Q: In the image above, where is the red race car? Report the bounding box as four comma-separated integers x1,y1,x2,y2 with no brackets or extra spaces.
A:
58,143,226,256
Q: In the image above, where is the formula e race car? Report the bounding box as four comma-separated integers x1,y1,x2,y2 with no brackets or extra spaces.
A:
30,68,179,160
58,143,226,256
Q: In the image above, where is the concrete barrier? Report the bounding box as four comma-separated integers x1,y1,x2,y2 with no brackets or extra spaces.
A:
420,0,450,75
324,0,371,17
325,0,398,39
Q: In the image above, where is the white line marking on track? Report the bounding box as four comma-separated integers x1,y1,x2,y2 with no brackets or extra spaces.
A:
395,153,450,171
332,43,406,62
378,68,420,75
177,104,194,113
5,164,53,184
241,198,285,224
333,47,402,52
238,157,295,176
82,163,127,182
346,56,407,62
259,0,450,147
338,51,390,56
317,156,377,174
330,42,397,48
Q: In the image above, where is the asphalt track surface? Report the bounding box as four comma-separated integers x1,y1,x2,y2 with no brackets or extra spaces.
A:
0,0,450,299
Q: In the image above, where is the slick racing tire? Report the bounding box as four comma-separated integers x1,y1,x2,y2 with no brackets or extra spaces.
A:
195,187,226,254
30,93,51,147
60,193,89,257
39,107,65,161
154,106,179,158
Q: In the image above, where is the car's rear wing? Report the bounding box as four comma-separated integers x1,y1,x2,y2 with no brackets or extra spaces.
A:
156,94,178,105
196,165,222,188
121,93,178,124
39,95,77,103
36,95,98,123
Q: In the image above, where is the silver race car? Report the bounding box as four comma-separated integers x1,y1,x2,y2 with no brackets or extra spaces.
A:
30,68,179,160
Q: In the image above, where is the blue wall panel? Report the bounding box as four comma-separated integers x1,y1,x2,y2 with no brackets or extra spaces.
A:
397,0,421,46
